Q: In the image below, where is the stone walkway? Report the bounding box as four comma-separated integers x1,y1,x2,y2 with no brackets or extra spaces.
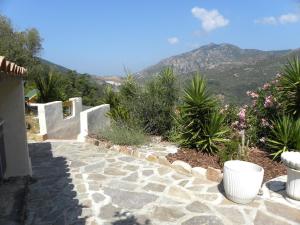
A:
25,141,300,225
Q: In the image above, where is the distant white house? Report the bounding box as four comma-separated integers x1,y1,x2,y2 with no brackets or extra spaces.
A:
0,56,32,178
105,80,121,86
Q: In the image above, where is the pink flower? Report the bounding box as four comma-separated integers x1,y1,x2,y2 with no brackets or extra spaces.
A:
261,118,270,127
247,91,259,99
238,108,246,122
264,95,274,108
263,83,270,90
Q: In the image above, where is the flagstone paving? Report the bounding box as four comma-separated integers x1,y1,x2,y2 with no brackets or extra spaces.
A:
25,141,300,225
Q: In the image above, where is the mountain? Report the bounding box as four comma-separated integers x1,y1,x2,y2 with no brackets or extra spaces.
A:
40,58,123,87
137,43,300,104
39,58,71,73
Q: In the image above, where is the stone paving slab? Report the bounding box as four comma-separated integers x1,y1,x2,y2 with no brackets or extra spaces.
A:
25,141,300,225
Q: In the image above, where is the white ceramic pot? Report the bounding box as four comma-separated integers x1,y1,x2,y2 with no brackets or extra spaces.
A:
286,167,300,200
223,160,264,204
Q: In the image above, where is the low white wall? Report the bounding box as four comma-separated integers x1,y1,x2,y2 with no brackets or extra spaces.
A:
78,104,110,141
0,77,32,177
35,97,82,139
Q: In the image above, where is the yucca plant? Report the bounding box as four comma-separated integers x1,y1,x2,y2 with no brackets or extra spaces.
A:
176,74,228,153
267,116,300,159
34,70,61,103
197,112,229,153
279,57,300,118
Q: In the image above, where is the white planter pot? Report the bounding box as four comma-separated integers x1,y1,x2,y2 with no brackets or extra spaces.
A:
223,160,264,204
286,167,300,200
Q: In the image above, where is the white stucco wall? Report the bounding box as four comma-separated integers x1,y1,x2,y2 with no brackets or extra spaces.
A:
78,104,110,141
36,97,82,139
0,76,32,177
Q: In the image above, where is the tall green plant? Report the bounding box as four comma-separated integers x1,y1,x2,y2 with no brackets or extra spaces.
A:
279,57,300,118
267,116,300,159
32,65,62,103
176,74,228,153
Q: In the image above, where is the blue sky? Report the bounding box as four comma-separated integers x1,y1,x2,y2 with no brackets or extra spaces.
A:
1,0,300,75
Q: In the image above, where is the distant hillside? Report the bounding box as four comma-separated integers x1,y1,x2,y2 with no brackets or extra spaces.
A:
137,43,300,104
39,58,71,73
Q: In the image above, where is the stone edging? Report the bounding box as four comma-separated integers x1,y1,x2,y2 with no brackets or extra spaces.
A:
85,137,223,183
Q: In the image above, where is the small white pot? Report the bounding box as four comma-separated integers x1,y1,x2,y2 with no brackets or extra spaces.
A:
286,167,300,200
223,160,264,204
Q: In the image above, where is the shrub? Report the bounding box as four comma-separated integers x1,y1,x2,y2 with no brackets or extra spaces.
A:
175,74,229,153
100,122,148,146
218,140,240,166
267,116,300,159
102,68,179,137
138,68,178,136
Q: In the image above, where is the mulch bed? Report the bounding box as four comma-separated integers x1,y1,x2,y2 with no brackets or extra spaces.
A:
167,148,287,182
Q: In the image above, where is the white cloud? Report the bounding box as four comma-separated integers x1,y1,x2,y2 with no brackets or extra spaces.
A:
167,37,179,45
191,7,229,32
255,16,277,25
255,13,300,25
279,13,300,24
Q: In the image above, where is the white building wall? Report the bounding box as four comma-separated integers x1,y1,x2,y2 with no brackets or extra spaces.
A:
78,104,110,141
36,97,82,139
0,77,32,177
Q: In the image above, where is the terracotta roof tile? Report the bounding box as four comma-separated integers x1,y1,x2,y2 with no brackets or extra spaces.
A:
0,56,27,77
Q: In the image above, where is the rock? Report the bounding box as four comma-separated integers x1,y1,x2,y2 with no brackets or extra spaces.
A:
206,167,223,182
192,167,206,178
122,172,139,182
178,180,189,187
167,185,191,201
216,207,245,224
107,180,138,191
152,206,185,222
123,165,139,171
264,201,300,224
172,160,192,175
182,216,224,225
76,184,86,193
104,168,127,176
103,188,158,209
92,193,105,203
87,173,106,181
146,154,158,162
118,156,135,163
254,210,291,225
143,183,166,192
83,161,105,173
98,203,119,219
186,201,210,213
142,170,154,176
158,156,172,166
195,194,219,202
157,166,172,176
70,160,87,168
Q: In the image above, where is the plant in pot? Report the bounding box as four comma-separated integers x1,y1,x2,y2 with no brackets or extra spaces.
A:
223,132,264,204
